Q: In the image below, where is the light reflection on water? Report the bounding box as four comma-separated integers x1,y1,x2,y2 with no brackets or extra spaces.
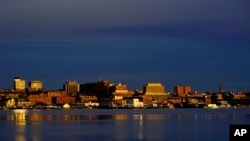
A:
8,109,28,126
0,109,250,141
4,112,167,121
4,110,248,121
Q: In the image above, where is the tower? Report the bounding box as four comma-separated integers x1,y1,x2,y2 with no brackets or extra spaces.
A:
219,80,224,93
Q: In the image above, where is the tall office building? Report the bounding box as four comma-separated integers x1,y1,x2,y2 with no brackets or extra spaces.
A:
64,80,80,95
13,77,26,90
29,81,43,91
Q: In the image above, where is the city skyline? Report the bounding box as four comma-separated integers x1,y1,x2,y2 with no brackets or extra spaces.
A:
0,76,247,93
1,0,250,92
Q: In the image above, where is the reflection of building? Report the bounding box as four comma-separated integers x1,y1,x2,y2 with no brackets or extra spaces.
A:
174,85,191,95
29,81,43,91
11,109,28,125
143,83,166,95
13,77,25,90
64,81,80,95
114,114,127,120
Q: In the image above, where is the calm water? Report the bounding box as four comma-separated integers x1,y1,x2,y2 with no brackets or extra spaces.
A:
0,108,249,141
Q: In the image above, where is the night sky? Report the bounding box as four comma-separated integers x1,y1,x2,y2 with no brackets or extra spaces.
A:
1,0,250,92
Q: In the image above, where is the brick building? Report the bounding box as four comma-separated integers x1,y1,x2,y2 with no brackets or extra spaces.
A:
174,85,191,95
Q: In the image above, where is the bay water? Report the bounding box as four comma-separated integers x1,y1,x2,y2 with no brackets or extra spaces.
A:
0,108,249,141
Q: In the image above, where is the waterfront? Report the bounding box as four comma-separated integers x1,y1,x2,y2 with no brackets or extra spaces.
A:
0,109,250,141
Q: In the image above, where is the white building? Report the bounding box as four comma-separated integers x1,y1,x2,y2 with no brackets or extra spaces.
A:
126,98,143,108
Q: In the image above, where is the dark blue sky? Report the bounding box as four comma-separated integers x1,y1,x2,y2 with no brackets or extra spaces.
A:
1,0,250,92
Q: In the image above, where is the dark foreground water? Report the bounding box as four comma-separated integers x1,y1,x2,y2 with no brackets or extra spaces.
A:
0,108,249,141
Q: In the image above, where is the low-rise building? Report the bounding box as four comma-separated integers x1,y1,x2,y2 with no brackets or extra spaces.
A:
80,95,98,103
16,98,31,108
47,90,66,97
126,98,143,108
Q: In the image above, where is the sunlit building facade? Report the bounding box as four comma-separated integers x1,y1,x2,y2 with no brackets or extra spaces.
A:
174,85,191,94
110,83,134,102
143,83,167,95
111,83,128,94
13,77,26,90
29,81,43,91
64,80,80,95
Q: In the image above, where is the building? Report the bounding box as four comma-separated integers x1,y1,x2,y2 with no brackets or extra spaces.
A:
109,83,134,107
47,90,66,97
143,83,167,95
13,77,26,90
63,80,80,95
80,80,114,108
80,83,95,95
47,90,75,105
174,85,191,95
28,90,75,106
80,95,98,103
143,83,168,105
125,98,143,108
111,83,129,94
93,80,113,108
80,80,112,96
0,90,26,99
29,81,43,91
17,98,31,108
111,83,134,99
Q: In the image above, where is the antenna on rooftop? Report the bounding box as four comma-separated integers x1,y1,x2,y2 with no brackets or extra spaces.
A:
219,79,224,93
